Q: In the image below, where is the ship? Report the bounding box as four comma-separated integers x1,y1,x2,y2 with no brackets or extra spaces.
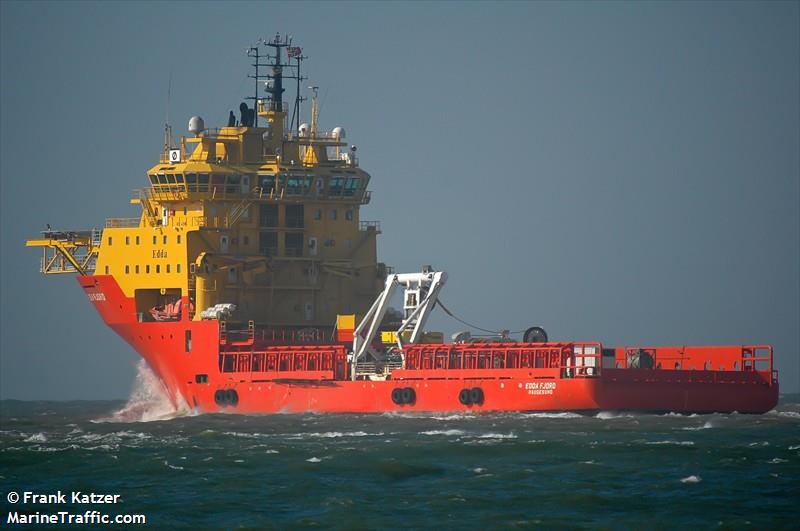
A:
27,35,779,415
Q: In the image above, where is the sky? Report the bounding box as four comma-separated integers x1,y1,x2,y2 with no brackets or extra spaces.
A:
1,1,798,399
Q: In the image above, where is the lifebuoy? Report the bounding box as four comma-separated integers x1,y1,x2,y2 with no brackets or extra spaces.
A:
459,389,472,405
391,388,403,404
469,387,484,405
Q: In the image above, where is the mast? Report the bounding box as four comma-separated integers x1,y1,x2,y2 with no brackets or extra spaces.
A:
248,34,306,132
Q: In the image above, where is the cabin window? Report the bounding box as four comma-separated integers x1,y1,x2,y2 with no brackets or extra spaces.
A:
125,265,130,274
156,264,161,273
177,235,181,244
243,235,250,246
135,265,140,274
166,264,171,273
146,265,150,273
345,209,354,221
125,236,130,245
152,235,157,245
285,233,304,257
183,207,188,215
227,268,237,283
107,236,112,246
329,176,345,196
258,174,276,194
344,177,361,196
259,231,278,256
285,205,304,228
314,208,322,220
259,204,279,227
330,209,337,220
104,266,109,274
135,236,140,245
176,264,181,273
185,331,192,353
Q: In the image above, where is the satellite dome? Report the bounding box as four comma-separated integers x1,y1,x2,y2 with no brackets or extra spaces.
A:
298,123,309,137
332,126,346,139
188,116,205,135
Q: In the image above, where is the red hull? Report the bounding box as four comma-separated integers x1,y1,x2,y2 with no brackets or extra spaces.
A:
77,275,779,415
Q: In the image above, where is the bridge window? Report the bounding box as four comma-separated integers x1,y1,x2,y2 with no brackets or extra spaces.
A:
166,174,176,184
259,231,277,256
149,175,158,184
258,174,276,194
259,204,278,227
157,174,167,184
329,176,345,196
285,233,304,257
285,205,304,228
344,177,361,196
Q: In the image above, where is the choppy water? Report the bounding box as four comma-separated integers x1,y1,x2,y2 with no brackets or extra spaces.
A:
1,365,798,529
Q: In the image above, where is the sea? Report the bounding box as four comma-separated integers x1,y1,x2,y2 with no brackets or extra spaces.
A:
1,363,798,529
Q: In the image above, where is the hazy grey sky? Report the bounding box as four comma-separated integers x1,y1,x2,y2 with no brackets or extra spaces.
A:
1,1,798,399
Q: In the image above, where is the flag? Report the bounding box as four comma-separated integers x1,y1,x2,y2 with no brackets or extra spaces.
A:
287,47,302,59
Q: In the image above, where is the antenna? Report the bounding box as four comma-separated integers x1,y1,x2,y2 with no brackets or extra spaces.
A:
164,70,173,152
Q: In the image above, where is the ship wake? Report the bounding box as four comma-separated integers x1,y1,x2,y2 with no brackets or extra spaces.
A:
98,360,193,423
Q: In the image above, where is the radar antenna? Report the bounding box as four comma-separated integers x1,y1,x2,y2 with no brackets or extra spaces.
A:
246,33,307,131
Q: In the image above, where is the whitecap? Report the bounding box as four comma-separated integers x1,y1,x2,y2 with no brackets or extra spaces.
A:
306,457,322,463
265,450,279,454
473,467,486,473
234,459,245,463
24,433,47,443
788,444,800,450
681,421,714,431
595,411,634,419
164,461,184,470
645,440,695,446
522,412,583,419
768,458,787,464
420,429,465,436
681,475,702,484
476,432,517,439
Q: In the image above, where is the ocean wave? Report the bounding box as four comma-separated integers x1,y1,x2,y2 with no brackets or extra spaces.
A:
306,457,322,463
476,432,517,439
95,360,193,423
23,432,47,443
595,411,636,419
420,429,466,436
767,458,787,464
643,440,695,446
521,412,583,419
681,475,702,484
681,421,714,431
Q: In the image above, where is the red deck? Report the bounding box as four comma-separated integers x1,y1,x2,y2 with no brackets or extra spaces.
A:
77,275,779,415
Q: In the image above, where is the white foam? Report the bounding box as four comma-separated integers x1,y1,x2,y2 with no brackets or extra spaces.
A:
681,475,702,484
473,467,486,473
523,412,583,419
777,411,800,419
595,411,635,419
476,432,517,439
164,460,184,470
681,421,714,431
306,457,322,463
420,429,465,436
768,458,787,464
645,440,695,446
788,444,800,450
24,433,47,443
265,449,279,454
98,360,193,423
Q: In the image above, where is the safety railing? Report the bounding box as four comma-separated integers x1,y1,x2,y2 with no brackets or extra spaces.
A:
359,220,381,232
104,218,140,228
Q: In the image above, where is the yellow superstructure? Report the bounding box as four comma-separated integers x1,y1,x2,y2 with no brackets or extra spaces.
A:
28,35,387,327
